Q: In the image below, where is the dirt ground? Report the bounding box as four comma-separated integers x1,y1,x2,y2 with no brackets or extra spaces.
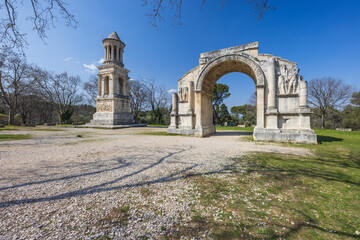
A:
0,126,308,239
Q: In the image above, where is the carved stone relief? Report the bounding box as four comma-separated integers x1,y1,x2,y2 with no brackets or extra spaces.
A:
277,64,300,95
179,87,188,102
97,101,113,112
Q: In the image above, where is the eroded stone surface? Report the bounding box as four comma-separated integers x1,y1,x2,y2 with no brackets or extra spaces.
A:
168,42,317,143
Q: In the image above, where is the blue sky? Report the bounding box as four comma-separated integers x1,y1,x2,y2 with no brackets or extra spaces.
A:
19,0,360,108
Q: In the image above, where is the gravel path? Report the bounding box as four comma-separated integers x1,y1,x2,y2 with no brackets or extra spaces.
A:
0,127,309,239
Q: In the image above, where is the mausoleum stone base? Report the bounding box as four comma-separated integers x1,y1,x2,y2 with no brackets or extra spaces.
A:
89,112,135,126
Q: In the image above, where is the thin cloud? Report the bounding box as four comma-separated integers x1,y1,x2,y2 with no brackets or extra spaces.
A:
167,89,177,93
64,57,72,62
83,63,98,73
97,58,104,64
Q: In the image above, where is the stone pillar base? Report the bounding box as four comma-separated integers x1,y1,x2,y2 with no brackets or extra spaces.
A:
254,127,317,144
89,112,135,126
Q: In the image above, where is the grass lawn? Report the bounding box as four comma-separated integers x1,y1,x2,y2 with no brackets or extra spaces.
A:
178,129,360,239
0,134,31,141
147,124,169,128
216,126,254,132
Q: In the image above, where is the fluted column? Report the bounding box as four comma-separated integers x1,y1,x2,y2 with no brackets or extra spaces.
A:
98,75,101,96
111,45,115,61
169,93,178,129
187,82,193,113
120,49,123,65
101,78,105,96
109,77,113,96
256,85,265,128
299,81,308,107
267,58,277,110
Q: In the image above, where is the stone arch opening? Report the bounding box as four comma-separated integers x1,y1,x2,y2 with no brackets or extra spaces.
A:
194,55,265,136
213,72,256,126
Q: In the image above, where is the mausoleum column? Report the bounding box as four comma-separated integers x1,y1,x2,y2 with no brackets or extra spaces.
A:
299,81,308,107
104,46,107,61
98,75,102,96
109,77,114,96
101,78,105,96
256,85,265,128
111,45,115,61
120,49,124,65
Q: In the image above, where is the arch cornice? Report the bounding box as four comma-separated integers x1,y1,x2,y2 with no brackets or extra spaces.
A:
195,54,265,92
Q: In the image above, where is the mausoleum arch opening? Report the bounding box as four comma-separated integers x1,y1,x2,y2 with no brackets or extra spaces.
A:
114,46,117,61
118,77,124,95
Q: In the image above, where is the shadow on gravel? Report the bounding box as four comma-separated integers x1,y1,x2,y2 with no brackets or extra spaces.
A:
0,147,216,208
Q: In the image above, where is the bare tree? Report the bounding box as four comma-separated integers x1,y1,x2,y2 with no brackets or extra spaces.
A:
0,0,77,50
142,0,274,27
83,74,98,105
0,52,32,125
129,79,150,121
308,77,353,129
35,69,82,124
143,79,169,123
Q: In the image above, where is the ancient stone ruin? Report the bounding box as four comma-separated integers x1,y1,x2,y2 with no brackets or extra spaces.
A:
168,42,317,143
87,32,135,127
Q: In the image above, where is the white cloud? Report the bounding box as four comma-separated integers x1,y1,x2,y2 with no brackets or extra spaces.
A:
129,78,134,81
97,58,104,64
83,63,98,73
167,89,177,93
64,57,72,62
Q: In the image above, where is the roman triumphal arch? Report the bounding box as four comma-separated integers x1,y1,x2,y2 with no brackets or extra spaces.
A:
167,42,317,143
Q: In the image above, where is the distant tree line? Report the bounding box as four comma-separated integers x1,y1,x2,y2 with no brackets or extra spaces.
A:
212,78,360,130
0,50,171,126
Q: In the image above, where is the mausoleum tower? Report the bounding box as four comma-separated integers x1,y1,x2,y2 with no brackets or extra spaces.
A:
89,32,135,126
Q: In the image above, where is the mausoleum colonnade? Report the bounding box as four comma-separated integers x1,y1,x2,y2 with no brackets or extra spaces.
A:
97,75,128,97
104,44,124,63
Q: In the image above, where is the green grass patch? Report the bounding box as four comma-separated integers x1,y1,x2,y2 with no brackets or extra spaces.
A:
216,126,254,132
147,124,169,127
180,129,360,239
0,125,65,132
0,134,31,141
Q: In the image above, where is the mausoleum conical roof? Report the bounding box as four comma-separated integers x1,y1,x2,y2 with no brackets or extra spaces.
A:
108,32,120,40
103,31,124,46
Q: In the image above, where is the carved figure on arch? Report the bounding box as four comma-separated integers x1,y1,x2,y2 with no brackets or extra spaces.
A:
288,68,299,94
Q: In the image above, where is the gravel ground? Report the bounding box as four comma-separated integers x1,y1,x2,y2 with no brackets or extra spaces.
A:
0,127,309,239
